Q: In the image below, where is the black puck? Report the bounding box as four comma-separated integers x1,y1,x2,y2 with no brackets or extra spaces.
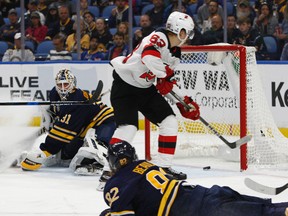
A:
203,166,211,170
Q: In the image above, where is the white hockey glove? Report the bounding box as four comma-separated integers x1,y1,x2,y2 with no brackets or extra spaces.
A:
20,150,51,171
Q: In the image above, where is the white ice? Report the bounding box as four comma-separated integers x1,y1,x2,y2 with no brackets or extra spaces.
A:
0,107,288,215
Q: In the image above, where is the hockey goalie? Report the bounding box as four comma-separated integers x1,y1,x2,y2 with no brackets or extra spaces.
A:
19,69,116,175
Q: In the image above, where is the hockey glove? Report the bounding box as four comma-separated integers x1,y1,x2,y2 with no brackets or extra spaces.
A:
156,65,176,95
170,46,181,59
176,96,200,120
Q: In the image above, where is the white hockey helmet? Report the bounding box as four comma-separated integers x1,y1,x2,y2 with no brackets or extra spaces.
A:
166,11,195,45
55,69,77,100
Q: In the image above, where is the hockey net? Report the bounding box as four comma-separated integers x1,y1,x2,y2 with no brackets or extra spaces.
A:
145,44,288,171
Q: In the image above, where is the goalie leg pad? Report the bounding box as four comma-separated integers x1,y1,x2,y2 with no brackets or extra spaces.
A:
83,128,108,164
69,147,100,170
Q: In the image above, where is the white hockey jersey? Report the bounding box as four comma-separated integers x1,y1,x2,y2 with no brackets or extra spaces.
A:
110,29,180,88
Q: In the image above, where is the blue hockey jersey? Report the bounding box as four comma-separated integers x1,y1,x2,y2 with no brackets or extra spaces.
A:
103,160,207,216
48,87,114,144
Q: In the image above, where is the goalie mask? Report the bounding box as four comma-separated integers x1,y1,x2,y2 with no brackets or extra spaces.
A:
108,141,138,172
166,11,195,46
55,69,76,100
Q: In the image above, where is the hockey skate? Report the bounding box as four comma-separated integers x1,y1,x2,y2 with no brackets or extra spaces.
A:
97,170,113,191
161,167,187,180
74,162,103,176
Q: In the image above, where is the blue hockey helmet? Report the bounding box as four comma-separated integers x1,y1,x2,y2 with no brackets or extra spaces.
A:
108,141,138,172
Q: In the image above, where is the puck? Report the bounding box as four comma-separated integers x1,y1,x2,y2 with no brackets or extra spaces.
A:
203,166,211,170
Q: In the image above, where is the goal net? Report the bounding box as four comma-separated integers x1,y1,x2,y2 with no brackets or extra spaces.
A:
145,44,288,171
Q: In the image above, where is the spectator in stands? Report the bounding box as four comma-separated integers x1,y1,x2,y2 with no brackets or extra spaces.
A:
37,0,48,16
108,0,136,28
274,0,287,23
0,9,20,48
145,0,165,28
0,0,16,18
235,17,265,59
274,2,288,50
2,33,35,62
81,36,107,60
116,21,129,44
80,0,90,16
202,14,224,44
133,15,155,48
254,0,273,14
163,0,190,24
106,31,129,60
54,0,74,15
25,11,48,47
235,0,256,25
45,3,59,30
24,0,46,27
66,19,90,52
227,14,242,44
198,0,223,33
92,18,113,49
197,0,223,32
47,33,72,60
253,1,279,36
91,0,114,11
45,5,75,40
83,11,96,37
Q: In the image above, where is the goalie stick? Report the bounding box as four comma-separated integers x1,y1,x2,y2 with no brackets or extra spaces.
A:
169,90,252,149
0,80,104,106
244,178,288,195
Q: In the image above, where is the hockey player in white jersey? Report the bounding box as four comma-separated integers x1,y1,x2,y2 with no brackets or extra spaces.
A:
98,11,200,190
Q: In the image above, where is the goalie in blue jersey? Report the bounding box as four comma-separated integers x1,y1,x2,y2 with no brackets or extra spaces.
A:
101,141,288,216
20,69,116,175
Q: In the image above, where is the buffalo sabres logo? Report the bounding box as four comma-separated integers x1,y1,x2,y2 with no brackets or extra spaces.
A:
140,71,156,82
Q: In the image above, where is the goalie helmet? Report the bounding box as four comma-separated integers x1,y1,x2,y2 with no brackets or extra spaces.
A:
108,141,138,172
55,69,76,100
166,11,195,46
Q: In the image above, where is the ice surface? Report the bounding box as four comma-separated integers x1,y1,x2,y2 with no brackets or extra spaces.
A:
0,110,287,215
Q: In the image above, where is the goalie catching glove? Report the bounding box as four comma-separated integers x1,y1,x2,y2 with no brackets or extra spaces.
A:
177,96,200,120
156,65,176,95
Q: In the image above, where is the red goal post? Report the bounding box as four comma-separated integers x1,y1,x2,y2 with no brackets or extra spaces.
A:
145,44,288,171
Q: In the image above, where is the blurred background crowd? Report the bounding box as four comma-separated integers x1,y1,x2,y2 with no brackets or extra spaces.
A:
0,0,287,62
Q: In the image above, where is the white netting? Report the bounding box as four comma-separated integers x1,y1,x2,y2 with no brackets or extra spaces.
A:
147,45,288,170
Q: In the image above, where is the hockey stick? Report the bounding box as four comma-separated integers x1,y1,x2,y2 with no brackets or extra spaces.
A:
169,90,252,149
0,80,104,106
244,178,288,195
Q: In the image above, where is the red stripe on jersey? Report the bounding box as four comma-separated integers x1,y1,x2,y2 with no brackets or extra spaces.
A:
110,137,123,144
158,147,175,154
142,46,161,59
158,135,177,155
158,135,177,143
